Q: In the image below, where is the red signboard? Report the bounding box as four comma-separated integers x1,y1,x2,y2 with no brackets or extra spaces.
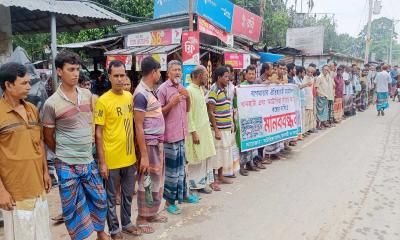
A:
106,55,132,70
182,31,200,65
224,52,244,69
232,5,262,42
198,16,233,47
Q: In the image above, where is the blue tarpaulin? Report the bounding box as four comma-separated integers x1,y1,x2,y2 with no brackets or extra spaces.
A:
257,52,284,63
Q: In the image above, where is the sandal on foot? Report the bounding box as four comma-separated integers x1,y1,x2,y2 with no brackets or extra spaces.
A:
239,168,249,176
256,163,266,169
246,164,259,171
198,186,213,194
210,183,221,191
51,214,64,223
225,174,237,178
147,214,168,223
184,194,200,203
262,158,273,164
137,224,155,234
97,233,112,240
122,226,142,236
219,178,233,184
166,204,181,215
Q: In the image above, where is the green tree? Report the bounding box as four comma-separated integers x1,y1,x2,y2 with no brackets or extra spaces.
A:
12,0,153,61
358,17,395,62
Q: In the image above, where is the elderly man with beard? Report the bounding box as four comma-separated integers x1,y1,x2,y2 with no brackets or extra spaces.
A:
157,60,198,215
185,65,217,194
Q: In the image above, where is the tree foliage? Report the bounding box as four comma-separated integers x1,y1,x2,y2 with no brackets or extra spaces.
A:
11,0,400,65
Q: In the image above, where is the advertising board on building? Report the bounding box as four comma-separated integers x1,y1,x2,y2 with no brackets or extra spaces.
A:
106,55,132,70
135,54,167,71
196,0,234,33
127,28,182,47
182,31,200,65
286,26,325,55
198,16,233,47
153,0,188,19
232,5,262,42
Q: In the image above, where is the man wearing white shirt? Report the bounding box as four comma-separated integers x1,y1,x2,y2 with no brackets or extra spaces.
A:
343,66,354,116
374,64,391,116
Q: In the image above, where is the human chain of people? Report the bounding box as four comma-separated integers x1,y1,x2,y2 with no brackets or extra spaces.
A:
1,49,397,239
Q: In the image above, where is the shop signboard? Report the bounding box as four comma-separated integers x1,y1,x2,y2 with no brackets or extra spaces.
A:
286,26,324,55
196,0,234,32
127,28,182,47
232,5,262,42
135,54,167,71
153,0,188,18
182,65,197,88
182,31,200,65
106,55,132,70
198,16,233,47
224,52,244,69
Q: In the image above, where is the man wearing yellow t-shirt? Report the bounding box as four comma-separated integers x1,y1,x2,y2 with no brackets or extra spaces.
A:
95,61,142,239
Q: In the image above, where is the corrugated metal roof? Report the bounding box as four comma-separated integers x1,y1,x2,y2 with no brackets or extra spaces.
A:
58,36,122,48
200,44,260,60
105,44,181,56
2,0,128,34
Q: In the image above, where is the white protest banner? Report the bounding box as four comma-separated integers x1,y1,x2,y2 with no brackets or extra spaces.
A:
236,84,302,152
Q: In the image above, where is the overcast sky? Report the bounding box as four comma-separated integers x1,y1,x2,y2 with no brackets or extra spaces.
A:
287,0,400,37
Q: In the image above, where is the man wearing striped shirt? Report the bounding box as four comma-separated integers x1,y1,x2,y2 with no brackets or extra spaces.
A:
42,51,108,240
206,66,234,191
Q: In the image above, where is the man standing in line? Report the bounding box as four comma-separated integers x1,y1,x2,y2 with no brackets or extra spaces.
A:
343,66,354,117
293,66,312,139
95,60,142,239
0,62,52,240
390,65,398,100
260,62,284,160
42,51,109,240
185,65,216,194
303,66,317,133
157,60,198,215
276,62,292,150
326,66,336,126
287,63,296,84
133,57,168,234
375,64,392,116
224,64,240,178
333,66,345,123
235,65,265,176
315,65,331,130
207,66,234,191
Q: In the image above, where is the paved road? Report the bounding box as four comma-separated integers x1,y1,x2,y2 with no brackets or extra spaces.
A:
1,104,400,240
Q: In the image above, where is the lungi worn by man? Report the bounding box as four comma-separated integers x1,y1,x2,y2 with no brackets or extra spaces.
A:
185,70,216,192
334,68,344,122
95,60,140,238
315,66,331,127
157,61,193,214
206,66,234,190
374,66,392,116
43,51,107,240
133,56,168,234
0,62,52,240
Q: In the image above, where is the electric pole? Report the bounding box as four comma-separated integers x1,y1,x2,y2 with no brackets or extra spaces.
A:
51,0,57,92
260,0,266,40
364,0,373,63
389,19,394,65
189,0,193,31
